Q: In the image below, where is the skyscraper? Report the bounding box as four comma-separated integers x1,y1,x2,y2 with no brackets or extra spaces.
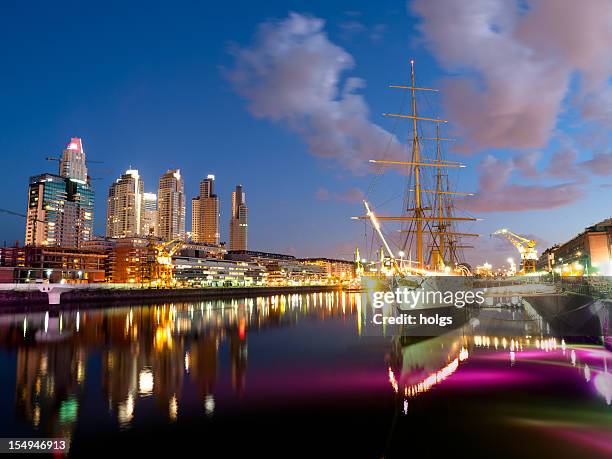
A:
229,185,248,251
157,169,185,241
142,192,159,237
25,138,94,248
105,169,145,238
193,175,220,245
60,138,88,181
191,196,200,241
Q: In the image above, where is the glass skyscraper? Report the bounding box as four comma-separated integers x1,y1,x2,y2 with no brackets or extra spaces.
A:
25,138,95,248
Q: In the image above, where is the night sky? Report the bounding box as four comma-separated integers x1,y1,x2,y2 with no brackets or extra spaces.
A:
1,0,610,266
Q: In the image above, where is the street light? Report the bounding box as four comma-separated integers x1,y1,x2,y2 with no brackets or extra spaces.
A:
507,258,516,276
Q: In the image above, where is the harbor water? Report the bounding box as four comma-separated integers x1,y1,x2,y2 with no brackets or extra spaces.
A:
0,291,610,458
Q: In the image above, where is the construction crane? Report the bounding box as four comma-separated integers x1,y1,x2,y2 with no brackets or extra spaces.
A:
492,228,537,273
145,237,185,287
46,156,104,164
0,207,45,225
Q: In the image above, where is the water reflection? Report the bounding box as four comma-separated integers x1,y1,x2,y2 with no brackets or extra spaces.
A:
0,291,610,458
386,302,612,408
0,292,362,442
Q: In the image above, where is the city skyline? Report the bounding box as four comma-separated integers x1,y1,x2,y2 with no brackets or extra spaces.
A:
21,136,251,251
0,1,611,266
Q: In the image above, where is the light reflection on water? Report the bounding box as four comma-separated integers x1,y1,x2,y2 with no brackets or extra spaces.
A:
0,291,610,458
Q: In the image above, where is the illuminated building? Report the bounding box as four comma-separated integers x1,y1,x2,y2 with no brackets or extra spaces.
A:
0,246,107,283
178,242,227,259
474,262,493,276
265,261,326,286
172,256,265,287
191,196,200,241
193,175,220,245
226,250,327,285
229,185,248,251
225,250,296,264
142,192,159,237
536,245,559,272
25,138,94,248
538,218,612,276
105,169,145,238
298,257,356,280
108,237,152,284
0,244,26,268
157,169,185,241
59,137,87,181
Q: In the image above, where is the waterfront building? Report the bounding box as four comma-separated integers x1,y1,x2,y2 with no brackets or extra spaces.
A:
0,244,25,268
105,169,145,238
474,262,494,277
193,175,220,245
226,250,327,285
225,250,296,263
25,138,94,248
536,245,559,272
173,256,265,287
229,185,248,251
0,245,106,283
108,237,152,284
82,236,116,252
298,257,356,280
178,241,227,260
265,261,326,286
158,169,185,241
142,192,159,237
538,218,612,275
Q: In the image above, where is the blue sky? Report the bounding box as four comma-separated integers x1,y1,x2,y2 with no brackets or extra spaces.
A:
0,0,610,266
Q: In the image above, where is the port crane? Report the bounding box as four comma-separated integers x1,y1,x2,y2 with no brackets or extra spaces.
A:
492,228,537,273
145,237,185,287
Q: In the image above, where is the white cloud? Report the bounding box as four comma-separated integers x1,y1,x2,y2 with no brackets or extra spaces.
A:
225,12,403,174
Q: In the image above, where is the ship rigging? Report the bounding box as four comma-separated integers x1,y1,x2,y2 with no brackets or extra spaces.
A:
352,61,480,277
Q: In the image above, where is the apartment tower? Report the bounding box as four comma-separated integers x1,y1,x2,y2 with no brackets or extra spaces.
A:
193,175,220,245
157,169,185,241
105,169,145,238
229,185,248,251
142,192,159,237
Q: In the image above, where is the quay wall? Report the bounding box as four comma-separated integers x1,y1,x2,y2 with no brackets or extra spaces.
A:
0,285,341,311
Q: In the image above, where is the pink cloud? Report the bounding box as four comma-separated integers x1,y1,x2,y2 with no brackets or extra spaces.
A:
546,148,582,179
315,186,364,203
457,155,584,212
512,151,541,178
581,152,612,176
410,0,612,152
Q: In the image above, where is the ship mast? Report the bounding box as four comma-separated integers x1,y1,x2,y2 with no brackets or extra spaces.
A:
353,61,480,273
434,122,445,270
409,60,424,267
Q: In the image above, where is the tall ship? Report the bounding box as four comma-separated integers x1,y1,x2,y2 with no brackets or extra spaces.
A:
352,61,480,310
